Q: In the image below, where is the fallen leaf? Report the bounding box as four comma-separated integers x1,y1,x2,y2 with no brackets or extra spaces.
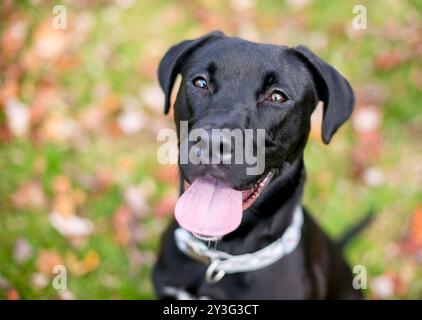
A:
52,194,76,218
54,53,80,71
37,250,64,276
12,180,46,210
124,185,149,217
73,11,94,38
99,93,120,117
375,50,402,71
4,97,30,137
309,101,323,141
371,272,407,299
362,166,385,187
107,121,123,138
0,78,19,105
0,126,12,143
53,175,72,194
155,164,179,184
372,275,393,298
49,211,94,238
57,289,75,300
78,106,106,132
127,246,143,275
352,105,381,134
66,250,100,276
6,288,20,300
112,206,134,245
117,108,145,134
41,114,79,143
153,191,178,218
230,0,255,12
31,273,49,289
32,20,68,60
350,104,383,179
137,55,159,80
13,238,33,265
93,167,114,192
29,81,60,124
51,175,78,219
139,85,164,113
1,17,28,58
410,206,422,246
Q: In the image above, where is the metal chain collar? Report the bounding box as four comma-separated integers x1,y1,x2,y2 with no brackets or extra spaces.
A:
174,205,304,284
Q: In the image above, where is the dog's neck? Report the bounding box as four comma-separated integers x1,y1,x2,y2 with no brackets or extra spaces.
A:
216,157,306,255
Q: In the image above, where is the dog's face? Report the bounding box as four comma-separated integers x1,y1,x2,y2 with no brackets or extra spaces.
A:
174,39,315,190
158,32,354,237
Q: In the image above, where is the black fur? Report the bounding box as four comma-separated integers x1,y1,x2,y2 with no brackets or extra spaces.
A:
153,32,361,299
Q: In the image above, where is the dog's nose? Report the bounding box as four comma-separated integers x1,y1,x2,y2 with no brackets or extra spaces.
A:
196,129,232,164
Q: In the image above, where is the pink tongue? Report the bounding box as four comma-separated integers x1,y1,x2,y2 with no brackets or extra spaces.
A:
175,178,243,237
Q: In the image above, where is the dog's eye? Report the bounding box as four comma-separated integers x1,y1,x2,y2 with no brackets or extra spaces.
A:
267,90,287,104
193,77,208,90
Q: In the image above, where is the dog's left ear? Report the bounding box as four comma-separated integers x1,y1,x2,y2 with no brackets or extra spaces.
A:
292,45,355,144
158,31,225,114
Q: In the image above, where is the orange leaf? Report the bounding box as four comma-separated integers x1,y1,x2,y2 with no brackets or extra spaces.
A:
37,250,64,276
375,50,402,71
66,250,100,276
6,288,20,300
12,180,46,210
154,192,178,218
411,206,422,246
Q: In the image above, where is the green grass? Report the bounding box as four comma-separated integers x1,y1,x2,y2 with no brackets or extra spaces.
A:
0,0,421,299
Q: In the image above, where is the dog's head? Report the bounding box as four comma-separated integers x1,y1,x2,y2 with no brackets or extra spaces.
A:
158,31,354,238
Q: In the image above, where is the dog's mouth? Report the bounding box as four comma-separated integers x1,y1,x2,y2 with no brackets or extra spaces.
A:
176,172,273,240
240,172,273,211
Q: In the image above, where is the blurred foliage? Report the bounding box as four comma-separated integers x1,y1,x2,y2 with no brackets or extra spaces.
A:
0,0,421,299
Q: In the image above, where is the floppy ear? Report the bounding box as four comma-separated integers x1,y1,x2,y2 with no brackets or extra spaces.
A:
158,31,225,114
292,45,355,144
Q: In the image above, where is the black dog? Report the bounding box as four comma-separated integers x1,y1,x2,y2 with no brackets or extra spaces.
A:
153,31,363,299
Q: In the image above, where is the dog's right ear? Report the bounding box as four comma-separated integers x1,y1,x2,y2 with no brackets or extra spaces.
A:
158,31,225,114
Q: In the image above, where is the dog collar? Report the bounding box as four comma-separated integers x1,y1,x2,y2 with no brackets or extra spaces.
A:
174,205,304,284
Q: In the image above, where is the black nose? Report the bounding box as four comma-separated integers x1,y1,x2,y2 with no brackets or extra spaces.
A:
194,129,232,164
